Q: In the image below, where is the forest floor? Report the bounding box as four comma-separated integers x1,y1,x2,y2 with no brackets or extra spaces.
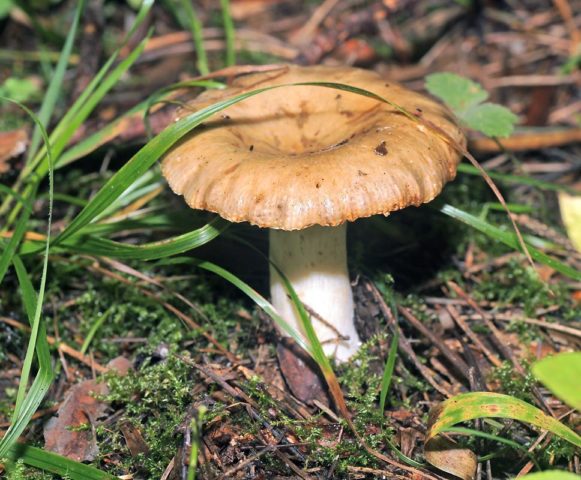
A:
0,1,580,479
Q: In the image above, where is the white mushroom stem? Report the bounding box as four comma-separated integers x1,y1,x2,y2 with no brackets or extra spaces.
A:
269,224,361,362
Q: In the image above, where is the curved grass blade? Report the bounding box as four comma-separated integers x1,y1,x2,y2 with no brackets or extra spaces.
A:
6,444,115,480
444,426,541,469
193,258,310,353
58,79,223,168
0,98,49,283
439,203,581,280
10,110,54,418
427,392,581,448
61,216,229,260
457,164,577,195
0,97,55,456
26,0,85,162
518,472,581,480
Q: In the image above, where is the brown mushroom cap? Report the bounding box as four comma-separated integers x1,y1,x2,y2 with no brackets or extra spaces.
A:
161,65,466,230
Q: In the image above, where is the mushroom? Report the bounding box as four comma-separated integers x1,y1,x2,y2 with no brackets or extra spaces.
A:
161,65,466,362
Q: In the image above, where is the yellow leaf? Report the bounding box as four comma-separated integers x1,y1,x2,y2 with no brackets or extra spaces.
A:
559,191,581,252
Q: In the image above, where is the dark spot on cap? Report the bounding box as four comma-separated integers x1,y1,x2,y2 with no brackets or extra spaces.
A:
335,138,349,147
374,141,388,156
249,145,254,152
385,83,390,87
335,94,342,99
416,107,423,113
221,114,231,120
357,170,368,176
315,182,321,189
340,110,354,118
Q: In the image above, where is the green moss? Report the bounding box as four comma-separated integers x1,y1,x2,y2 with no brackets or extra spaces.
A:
99,353,194,478
490,361,535,403
472,260,570,317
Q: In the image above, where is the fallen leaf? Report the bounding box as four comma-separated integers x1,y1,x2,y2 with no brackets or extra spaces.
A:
276,337,328,405
559,190,581,252
424,436,477,480
43,357,132,462
0,129,27,173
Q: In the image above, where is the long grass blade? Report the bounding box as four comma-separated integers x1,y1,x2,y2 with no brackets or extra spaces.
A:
427,392,581,448
457,163,577,194
439,203,580,280
61,216,229,260
26,0,85,162
0,257,55,457
0,98,49,284
379,329,399,414
193,259,310,352
6,444,115,480
179,0,209,75
220,0,236,66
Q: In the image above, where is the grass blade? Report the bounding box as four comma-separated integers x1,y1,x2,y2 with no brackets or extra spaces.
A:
220,0,236,66
194,259,310,352
457,163,577,195
26,0,85,162
379,329,399,414
178,0,209,75
439,203,581,280
0,257,55,457
427,392,581,448
61,216,229,260
6,444,115,480
0,97,50,283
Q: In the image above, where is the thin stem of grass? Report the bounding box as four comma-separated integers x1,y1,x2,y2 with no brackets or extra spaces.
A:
180,0,210,75
220,0,236,66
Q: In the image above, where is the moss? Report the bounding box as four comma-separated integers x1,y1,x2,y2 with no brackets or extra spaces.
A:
490,361,535,403
472,259,570,317
99,352,194,478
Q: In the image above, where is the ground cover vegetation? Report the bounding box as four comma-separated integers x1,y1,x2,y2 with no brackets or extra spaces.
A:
0,0,580,479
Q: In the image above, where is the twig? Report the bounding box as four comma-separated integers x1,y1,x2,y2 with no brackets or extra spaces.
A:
398,306,470,380
469,128,581,153
447,305,502,367
0,316,107,373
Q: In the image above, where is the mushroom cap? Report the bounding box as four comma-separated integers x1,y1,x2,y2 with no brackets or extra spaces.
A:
161,65,466,230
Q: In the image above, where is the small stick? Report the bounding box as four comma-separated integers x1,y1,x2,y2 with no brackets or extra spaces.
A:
447,305,502,367
398,306,471,380
0,316,107,373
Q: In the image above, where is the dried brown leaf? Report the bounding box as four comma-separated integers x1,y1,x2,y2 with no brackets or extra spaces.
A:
43,357,132,462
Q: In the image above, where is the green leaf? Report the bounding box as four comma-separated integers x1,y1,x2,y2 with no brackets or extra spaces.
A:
518,472,581,480
426,72,518,138
0,0,13,19
532,352,581,410
427,392,581,448
425,72,488,112
0,77,40,103
463,103,519,138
